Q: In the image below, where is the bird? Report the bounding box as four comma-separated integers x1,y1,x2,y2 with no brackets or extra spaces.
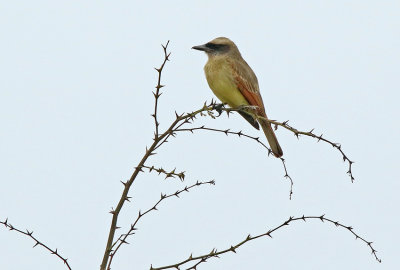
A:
192,37,283,157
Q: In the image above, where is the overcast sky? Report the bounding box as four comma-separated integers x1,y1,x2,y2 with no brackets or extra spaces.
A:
1,1,399,269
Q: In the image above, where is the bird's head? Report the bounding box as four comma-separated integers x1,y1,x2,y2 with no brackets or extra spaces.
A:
192,37,240,57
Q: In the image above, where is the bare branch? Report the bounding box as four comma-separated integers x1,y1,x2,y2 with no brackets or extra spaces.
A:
150,215,381,270
229,106,355,182
100,41,173,270
153,40,171,139
107,180,215,269
280,158,293,199
139,165,186,181
0,218,72,270
100,42,362,270
174,125,294,199
185,105,355,183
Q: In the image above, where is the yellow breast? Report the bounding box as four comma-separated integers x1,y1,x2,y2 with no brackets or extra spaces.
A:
204,58,249,108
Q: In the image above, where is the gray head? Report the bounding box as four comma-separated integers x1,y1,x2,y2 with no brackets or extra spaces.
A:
192,37,241,57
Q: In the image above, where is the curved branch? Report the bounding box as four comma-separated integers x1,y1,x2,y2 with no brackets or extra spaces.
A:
107,180,215,269
150,215,381,270
225,106,355,182
0,218,72,270
174,125,294,199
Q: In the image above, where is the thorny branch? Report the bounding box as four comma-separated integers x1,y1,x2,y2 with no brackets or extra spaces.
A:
0,218,71,270
177,103,355,183
100,42,223,270
173,125,294,199
150,215,381,270
106,180,215,269
100,41,173,270
1,41,374,270
152,41,170,138
101,100,227,269
140,165,186,181
100,41,363,270
225,106,355,182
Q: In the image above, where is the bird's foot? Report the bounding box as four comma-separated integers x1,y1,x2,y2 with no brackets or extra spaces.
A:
237,105,259,113
212,103,226,115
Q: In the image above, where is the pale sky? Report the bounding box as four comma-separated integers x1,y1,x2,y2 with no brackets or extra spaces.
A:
0,1,399,269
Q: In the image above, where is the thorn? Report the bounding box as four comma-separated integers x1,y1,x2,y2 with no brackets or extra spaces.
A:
121,239,130,244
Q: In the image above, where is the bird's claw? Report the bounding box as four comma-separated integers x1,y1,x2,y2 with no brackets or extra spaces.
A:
213,103,226,115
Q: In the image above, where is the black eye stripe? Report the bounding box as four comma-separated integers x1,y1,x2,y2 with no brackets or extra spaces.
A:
205,43,228,50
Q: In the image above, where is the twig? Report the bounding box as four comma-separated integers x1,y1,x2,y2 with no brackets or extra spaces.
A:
175,126,272,155
152,41,171,139
0,218,72,270
174,125,294,199
100,41,173,270
100,46,223,270
150,215,381,270
140,165,186,181
280,158,293,199
107,180,215,269
221,106,355,182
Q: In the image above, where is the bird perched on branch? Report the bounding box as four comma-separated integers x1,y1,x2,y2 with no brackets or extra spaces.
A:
192,37,283,157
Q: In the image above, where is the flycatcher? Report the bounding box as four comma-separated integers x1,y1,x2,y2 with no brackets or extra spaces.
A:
192,37,283,157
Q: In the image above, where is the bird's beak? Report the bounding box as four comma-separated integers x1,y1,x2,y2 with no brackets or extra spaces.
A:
192,44,210,52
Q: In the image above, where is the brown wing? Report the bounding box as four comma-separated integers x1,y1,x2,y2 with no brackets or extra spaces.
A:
228,58,283,157
227,58,266,116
